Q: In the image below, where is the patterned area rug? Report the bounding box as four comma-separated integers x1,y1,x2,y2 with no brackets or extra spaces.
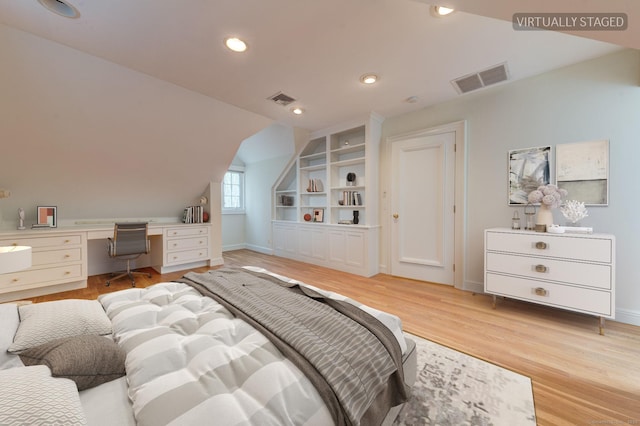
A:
394,333,536,426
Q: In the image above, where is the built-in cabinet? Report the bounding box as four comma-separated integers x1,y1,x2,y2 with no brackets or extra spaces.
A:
484,228,615,334
0,231,87,303
151,224,211,273
272,113,382,276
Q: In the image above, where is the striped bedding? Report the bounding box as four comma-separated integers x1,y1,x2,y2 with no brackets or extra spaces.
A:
98,267,407,426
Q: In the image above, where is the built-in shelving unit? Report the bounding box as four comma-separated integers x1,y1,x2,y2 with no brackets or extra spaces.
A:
271,113,382,276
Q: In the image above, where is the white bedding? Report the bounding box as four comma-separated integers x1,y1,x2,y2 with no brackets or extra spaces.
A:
1,267,409,426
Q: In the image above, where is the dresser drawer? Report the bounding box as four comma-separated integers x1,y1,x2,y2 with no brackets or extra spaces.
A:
0,264,84,294
165,226,209,239
486,231,612,263
33,248,83,266
166,237,208,252
165,248,209,265
486,252,612,290
0,234,82,249
486,273,612,316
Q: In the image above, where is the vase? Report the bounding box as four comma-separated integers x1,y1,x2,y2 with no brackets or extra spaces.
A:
536,204,554,230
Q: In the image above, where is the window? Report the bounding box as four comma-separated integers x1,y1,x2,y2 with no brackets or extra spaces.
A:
222,169,245,213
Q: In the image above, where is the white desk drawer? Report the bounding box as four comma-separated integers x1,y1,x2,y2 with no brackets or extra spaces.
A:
165,248,209,265
0,234,82,249
485,252,612,290
486,231,612,263
166,237,208,252
486,273,612,317
0,264,84,293
165,226,208,238
33,248,82,266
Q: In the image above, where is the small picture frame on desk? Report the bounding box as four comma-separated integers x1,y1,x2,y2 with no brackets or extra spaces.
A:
37,206,57,228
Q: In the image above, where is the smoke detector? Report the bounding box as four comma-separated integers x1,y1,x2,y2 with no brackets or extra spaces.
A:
451,62,510,94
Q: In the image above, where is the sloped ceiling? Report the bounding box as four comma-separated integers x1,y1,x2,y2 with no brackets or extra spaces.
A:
0,0,631,132
0,0,636,222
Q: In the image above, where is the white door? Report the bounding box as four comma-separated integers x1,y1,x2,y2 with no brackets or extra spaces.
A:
390,127,456,285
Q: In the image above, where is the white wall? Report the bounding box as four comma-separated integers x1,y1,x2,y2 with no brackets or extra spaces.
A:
0,24,271,229
380,49,640,325
221,124,297,253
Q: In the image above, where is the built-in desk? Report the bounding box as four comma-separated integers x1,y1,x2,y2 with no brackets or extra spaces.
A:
0,221,216,303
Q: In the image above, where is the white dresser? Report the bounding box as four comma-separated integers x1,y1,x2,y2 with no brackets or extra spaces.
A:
484,228,615,334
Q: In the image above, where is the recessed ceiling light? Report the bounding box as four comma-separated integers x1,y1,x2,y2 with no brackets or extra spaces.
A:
360,74,378,85
225,37,248,53
431,6,455,17
38,0,80,18
290,107,304,115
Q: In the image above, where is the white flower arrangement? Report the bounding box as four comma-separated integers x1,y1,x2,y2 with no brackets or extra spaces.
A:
527,184,568,209
560,199,589,224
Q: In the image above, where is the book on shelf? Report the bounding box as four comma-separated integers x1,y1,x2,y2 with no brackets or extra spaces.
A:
182,205,204,223
307,178,324,193
341,190,362,206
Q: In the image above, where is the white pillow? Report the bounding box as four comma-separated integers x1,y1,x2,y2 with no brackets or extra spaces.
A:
0,365,87,425
0,304,23,369
8,299,112,354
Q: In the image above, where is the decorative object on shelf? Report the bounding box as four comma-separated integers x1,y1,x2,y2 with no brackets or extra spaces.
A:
524,203,536,230
17,208,26,230
303,213,312,222
338,220,353,225
547,224,565,234
279,195,294,206
346,172,356,186
511,210,520,230
36,206,57,228
527,184,567,232
508,146,551,205
313,209,324,223
560,199,589,226
353,210,359,225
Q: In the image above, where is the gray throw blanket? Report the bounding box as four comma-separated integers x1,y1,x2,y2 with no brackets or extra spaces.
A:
178,268,408,426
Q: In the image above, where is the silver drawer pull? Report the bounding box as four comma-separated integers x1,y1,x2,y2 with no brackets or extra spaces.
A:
534,241,548,250
534,287,548,297
534,264,548,273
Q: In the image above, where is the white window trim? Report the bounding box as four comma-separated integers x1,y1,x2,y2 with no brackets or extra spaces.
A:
222,166,246,215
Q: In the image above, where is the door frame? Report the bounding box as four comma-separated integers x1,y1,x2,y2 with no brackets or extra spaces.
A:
384,120,467,289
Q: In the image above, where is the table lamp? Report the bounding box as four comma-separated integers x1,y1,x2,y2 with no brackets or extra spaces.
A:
0,246,32,274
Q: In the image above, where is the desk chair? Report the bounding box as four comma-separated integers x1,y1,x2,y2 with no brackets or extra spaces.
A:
106,222,151,287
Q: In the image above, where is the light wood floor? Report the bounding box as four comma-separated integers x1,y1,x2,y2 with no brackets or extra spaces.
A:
30,249,639,426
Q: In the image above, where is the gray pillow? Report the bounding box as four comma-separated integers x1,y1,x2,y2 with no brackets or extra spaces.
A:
19,335,126,391
8,299,112,354
0,365,87,425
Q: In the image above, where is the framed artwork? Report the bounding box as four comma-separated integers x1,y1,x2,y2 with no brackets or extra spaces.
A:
37,206,57,228
556,140,609,206
313,208,324,223
508,146,551,205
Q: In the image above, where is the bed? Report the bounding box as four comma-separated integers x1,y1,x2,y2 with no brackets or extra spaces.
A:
0,266,417,426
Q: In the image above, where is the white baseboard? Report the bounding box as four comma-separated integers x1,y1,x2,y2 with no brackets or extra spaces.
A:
222,243,246,252
245,244,273,255
462,280,484,293
615,307,640,327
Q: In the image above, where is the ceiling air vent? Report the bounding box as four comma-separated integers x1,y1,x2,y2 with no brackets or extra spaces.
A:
451,62,509,94
268,92,296,106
